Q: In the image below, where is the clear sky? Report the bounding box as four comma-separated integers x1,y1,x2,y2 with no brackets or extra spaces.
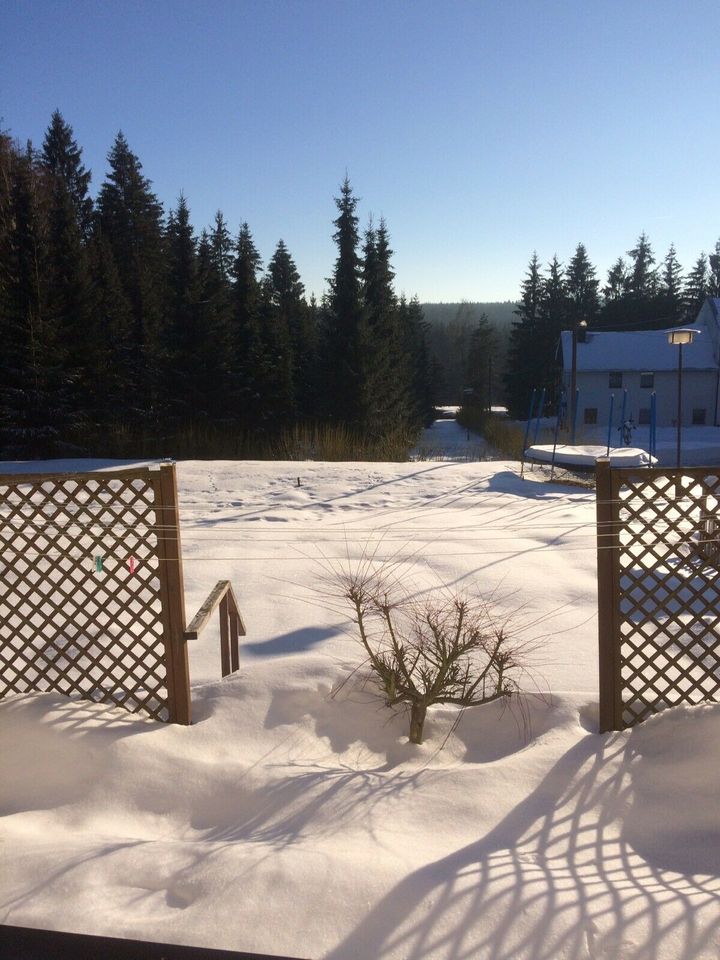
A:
2,0,718,303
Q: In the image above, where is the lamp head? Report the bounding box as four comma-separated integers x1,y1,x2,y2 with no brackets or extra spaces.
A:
668,328,698,345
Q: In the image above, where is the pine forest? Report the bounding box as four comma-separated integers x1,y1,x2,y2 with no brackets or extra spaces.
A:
0,113,434,460
1,112,718,458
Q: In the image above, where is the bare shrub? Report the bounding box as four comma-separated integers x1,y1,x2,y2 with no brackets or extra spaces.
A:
334,562,535,744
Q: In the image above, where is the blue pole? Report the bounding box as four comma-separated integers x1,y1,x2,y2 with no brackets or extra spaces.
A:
571,388,580,445
606,394,615,456
619,389,627,441
650,392,657,460
550,408,561,480
533,388,546,445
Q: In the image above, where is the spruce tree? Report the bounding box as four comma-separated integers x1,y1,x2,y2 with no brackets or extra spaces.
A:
684,253,708,321
43,146,96,431
210,210,234,285
255,273,295,430
604,257,628,301
598,236,660,330
164,194,200,418
465,312,497,412
361,217,402,434
625,232,659,326
402,296,435,430
40,110,93,239
598,257,630,329
537,255,567,410
707,240,720,299
320,176,365,425
267,239,312,421
85,230,135,427
96,132,166,422
194,213,234,421
231,222,264,429
627,232,657,300
0,145,68,455
565,243,599,327
657,244,684,325
504,253,543,418
38,114,96,428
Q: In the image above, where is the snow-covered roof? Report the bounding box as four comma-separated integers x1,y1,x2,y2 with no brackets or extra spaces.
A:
697,297,720,326
561,327,717,372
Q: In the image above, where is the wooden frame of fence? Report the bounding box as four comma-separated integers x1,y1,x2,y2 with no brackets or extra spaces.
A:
596,457,720,730
0,924,308,960
0,463,243,724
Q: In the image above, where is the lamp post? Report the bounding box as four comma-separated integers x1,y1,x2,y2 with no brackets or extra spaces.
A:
667,328,697,468
569,319,587,438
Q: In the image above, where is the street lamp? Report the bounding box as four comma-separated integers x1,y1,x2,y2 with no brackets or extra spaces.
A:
667,328,698,467
570,319,587,441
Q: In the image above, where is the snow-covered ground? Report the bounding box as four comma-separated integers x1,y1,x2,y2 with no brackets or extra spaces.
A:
411,412,490,461
2,420,719,959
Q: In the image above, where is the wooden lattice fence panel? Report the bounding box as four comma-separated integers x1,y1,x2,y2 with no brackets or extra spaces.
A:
0,464,190,722
597,459,720,730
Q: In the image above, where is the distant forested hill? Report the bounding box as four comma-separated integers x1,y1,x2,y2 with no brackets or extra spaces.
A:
421,301,517,329
421,301,516,405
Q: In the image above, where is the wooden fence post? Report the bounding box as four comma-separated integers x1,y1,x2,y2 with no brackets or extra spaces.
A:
596,457,621,731
155,464,192,724
219,593,231,677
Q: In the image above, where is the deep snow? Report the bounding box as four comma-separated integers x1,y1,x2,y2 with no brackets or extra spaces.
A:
1,420,719,959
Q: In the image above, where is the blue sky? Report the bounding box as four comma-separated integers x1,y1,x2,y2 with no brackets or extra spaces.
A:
2,0,718,302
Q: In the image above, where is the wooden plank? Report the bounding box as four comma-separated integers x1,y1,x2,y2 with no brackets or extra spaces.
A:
0,924,310,960
0,466,156,486
596,457,622,732
185,580,232,638
154,464,191,725
230,608,240,673
220,594,230,677
227,584,247,637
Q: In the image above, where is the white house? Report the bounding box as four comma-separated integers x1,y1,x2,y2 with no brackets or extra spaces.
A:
560,298,720,429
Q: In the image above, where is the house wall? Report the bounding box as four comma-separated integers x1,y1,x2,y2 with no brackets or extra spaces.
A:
565,369,720,428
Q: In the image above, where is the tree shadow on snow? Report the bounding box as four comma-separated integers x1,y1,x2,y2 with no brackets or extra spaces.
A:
189,759,424,849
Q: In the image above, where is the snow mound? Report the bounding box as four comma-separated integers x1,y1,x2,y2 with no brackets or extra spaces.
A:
525,443,656,468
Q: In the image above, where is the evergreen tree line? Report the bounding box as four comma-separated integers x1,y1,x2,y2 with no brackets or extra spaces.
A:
0,112,434,458
503,236,720,418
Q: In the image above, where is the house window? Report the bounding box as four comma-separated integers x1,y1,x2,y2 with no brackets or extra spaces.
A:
638,408,651,425
584,407,598,425
609,372,622,388
693,408,707,425
640,372,654,388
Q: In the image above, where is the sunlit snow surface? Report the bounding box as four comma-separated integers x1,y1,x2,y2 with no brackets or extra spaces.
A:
2,429,719,958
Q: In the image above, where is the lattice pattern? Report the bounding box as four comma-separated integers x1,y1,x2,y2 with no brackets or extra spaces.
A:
0,469,171,720
614,469,720,726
